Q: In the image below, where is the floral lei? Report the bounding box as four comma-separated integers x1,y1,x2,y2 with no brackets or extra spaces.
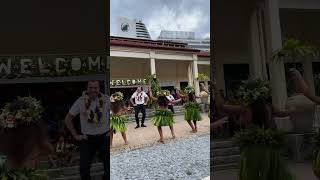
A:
83,91,106,124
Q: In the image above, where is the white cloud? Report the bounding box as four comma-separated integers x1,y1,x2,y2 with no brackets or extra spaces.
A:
110,0,210,40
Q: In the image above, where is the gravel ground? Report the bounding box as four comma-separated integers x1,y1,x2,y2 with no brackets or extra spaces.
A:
111,135,210,180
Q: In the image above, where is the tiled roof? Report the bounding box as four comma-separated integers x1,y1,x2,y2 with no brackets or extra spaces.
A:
110,36,200,52
197,51,210,57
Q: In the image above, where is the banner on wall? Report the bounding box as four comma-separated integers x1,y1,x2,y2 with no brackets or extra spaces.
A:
0,54,108,79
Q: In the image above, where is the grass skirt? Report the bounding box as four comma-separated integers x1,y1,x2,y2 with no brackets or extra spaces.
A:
110,114,127,133
152,109,174,127
183,102,202,121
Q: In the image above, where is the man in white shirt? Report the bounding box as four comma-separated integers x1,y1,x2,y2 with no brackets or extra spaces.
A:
65,80,109,180
166,94,176,114
130,87,149,128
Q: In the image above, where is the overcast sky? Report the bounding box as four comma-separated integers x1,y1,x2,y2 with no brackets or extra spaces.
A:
110,0,210,40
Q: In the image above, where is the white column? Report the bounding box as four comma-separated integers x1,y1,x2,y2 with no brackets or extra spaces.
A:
188,62,193,86
150,58,156,76
250,6,268,80
303,61,315,95
193,54,200,96
265,0,287,109
250,8,263,79
150,51,157,78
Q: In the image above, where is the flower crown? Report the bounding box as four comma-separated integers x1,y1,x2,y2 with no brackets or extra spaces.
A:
156,90,170,97
110,92,124,102
184,86,195,94
237,78,271,105
0,97,43,129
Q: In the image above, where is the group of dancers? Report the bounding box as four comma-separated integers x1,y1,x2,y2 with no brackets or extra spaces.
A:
212,69,319,131
109,85,206,146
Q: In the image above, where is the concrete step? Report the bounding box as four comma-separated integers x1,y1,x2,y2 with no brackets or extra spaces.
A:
42,163,103,179
213,147,240,157
212,163,239,171
213,155,241,165
213,140,236,149
53,171,104,180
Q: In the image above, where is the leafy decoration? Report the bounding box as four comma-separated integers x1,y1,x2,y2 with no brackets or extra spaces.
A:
273,37,318,62
236,79,270,105
197,73,209,81
0,165,48,180
0,97,43,129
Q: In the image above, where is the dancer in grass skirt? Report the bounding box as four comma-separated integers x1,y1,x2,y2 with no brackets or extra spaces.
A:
178,86,202,133
148,87,182,143
110,92,128,146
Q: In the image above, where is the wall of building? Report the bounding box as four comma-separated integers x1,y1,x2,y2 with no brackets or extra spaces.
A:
110,57,150,79
155,60,190,88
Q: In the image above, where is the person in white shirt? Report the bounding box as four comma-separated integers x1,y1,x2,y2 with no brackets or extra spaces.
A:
166,94,176,114
64,80,109,180
130,87,149,128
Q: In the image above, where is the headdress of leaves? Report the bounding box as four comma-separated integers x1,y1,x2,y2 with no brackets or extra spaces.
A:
0,96,43,129
236,78,270,105
184,86,195,94
156,90,170,97
110,92,124,102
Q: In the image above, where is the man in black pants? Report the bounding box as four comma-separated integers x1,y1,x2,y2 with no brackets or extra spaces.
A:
65,80,109,180
130,87,149,128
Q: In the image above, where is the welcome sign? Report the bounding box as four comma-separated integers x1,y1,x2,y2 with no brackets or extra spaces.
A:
110,79,148,86
0,55,107,79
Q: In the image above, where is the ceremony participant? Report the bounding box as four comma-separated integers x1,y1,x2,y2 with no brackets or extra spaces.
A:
166,93,176,114
65,80,109,180
180,86,202,133
130,87,149,128
110,92,128,147
148,88,181,143
215,79,296,129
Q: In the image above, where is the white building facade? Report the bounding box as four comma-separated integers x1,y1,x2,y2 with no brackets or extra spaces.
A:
110,36,210,98
158,30,210,52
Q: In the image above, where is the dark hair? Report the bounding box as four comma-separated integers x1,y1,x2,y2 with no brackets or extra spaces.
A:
110,101,124,114
158,96,169,107
87,80,100,86
0,122,50,165
188,93,196,102
250,99,270,128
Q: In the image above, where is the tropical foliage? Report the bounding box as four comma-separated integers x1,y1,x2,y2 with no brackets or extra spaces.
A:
197,73,209,81
0,165,48,180
273,37,318,62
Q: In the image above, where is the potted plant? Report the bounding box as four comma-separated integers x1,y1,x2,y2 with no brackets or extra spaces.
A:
234,128,293,180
